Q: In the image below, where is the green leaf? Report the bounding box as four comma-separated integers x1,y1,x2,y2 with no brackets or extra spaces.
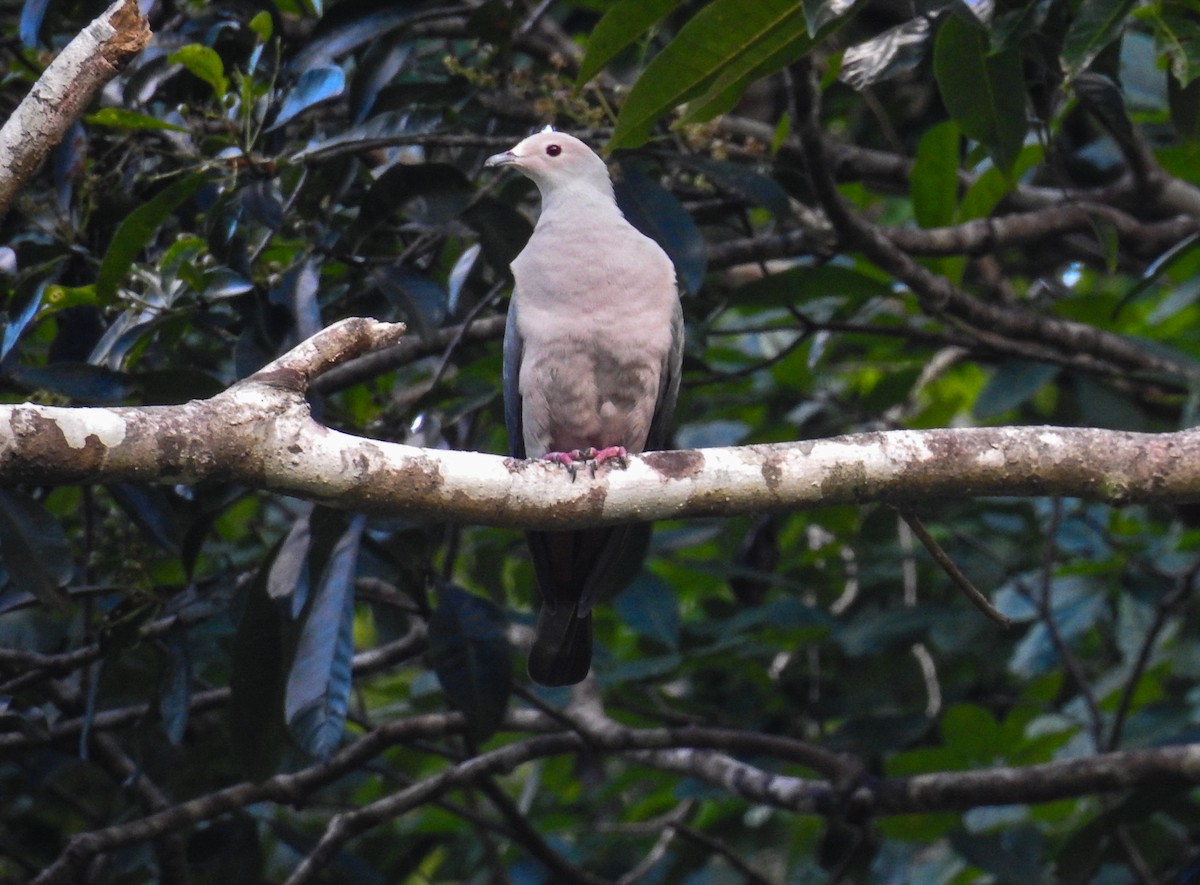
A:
804,0,858,35
614,163,707,294
428,583,512,743
974,359,1060,418
95,174,206,304
933,15,1027,174
912,120,960,228
681,12,816,124
0,490,72,610
85,108,187,132
1061,0,1137,79
949,827,1045,883
615,573,680,650
959,142,1043,220
735,264,893,308
286,515,363,759
229,555,287,780
1153,8,1200,88
1169,69,1200,137
249,10,274,42
1072,374,1147,431
577,0,680,87
940,703,1001,762
159,626,191,745
610,0,812,149
168,44,229,99
272,65,346,128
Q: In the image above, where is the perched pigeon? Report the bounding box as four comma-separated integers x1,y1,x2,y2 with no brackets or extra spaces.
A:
485,130,684,686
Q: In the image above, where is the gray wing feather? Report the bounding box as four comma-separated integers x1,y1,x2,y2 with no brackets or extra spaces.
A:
502,294,525,459
644,295,684,451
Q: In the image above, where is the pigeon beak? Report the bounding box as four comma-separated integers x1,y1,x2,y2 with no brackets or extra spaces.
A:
484,150,517,168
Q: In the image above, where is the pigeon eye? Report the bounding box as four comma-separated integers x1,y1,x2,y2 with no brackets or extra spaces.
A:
545,144,562,157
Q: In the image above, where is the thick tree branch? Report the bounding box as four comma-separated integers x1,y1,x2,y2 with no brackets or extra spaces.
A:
0,0,151,221
2,319,1199,529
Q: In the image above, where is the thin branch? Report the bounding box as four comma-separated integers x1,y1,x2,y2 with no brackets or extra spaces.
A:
894,508,1011,628
1106,565,1197,751
790,63,1198,384
29,698,1200,885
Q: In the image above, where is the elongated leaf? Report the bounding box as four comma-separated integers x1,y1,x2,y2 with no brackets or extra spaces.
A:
462,196,533,274
351,43,411,124
272,65,346,128
85,109,188,132
959,142,1042,220
1,280,44,363
677,156,793,219
912,120,960,228
614,164,706,294
840,16,932,90
684,26,817,123
107,484,181,553
19,0,50,47
735,264,892,308
615,573,680,650
289,109,421,163
229,557,287,779
285,515,363,759
933,15,1027,173
0,490,72,610
577,0,680,86
1073,374,1146,431
428,584,512,743
268,508,313,619
96,174,206,304
291,7,425,70
610,0,811,149
949,826,1045,882
974,359,1060,418
160,625,192,745
1061,0,1137,79
1156,11,1200,88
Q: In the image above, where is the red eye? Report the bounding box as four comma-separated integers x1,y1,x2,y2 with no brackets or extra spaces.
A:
545,144,562,157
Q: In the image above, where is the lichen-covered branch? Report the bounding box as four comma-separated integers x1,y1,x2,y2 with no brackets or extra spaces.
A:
1,318,1199,530
0,0,151,221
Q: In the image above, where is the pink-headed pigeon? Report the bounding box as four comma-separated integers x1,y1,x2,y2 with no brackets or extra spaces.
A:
486,129,684,686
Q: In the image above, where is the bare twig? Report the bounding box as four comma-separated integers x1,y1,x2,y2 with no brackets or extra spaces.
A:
894,508,1011,628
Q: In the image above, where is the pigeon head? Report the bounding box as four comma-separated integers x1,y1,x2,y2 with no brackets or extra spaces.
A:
485,130,613,198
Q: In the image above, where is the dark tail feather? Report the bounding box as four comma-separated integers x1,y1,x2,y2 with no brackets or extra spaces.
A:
528,603,592,686
524,525,650,686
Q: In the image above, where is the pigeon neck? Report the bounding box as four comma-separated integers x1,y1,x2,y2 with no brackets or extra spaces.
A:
537,179,621,221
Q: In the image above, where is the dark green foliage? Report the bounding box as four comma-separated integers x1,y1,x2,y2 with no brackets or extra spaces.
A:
428,583,512,743
2,0,1200,881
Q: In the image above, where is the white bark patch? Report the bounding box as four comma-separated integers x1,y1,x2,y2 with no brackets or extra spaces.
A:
974,446,1006,467
1037,430,1066,447
57,410,127,449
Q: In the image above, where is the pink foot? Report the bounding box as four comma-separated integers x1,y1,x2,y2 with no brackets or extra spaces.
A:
543,449,587,480
587,445,628,467
541,446,629,480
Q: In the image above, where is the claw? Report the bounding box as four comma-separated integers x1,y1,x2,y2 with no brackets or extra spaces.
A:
543,450,580,481
591,445,628,468
541,446,629,481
